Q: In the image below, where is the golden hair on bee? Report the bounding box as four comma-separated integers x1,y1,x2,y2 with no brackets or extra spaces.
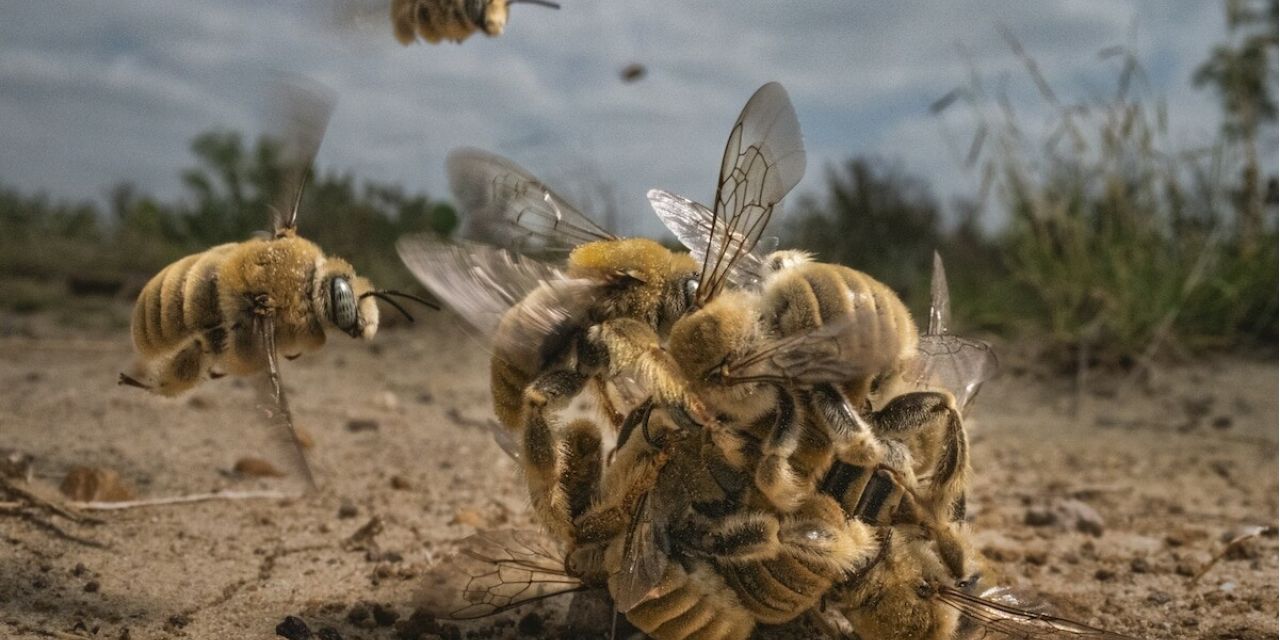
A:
390,0,560,45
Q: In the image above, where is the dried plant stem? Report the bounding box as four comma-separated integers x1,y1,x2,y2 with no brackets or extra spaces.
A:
69,489,299,511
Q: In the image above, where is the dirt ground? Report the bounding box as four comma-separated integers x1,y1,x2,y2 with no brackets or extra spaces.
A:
0,308,1276,640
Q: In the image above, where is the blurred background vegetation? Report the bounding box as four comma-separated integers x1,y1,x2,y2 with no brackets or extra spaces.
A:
0,4,1274,370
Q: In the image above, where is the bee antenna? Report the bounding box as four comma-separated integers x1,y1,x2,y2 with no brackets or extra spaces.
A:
360,290,440,322
508,0,560,8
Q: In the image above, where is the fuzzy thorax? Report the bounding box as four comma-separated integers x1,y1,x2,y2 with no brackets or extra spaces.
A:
567,238,698,321
667,291,760,385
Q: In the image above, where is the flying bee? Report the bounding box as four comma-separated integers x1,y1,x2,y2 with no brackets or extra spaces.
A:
390,0,560,45
120,82,436,487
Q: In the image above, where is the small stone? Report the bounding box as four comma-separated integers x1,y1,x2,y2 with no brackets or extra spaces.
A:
348,603,375,629
275,615,312,640
517,611,545,636
187,396,212,410
1094,568,1115,581
72,562,87,576
451,508,486,528
1175,563,1197,577
295,427,316,449
390,475,412,490
346,419,379,433
416,391,435,405
1130,557,1150,573
83,580,100,593
1057,499,1104,536
31,575,49,589
234,457,285,478
1023,509,1057,527
371,603,400,627
60,466,135,502
1211,415,1233,430
1147,591,1172,605
338,501,359,519
167,614,191,629
316,628,343,640
1024,550,1048,566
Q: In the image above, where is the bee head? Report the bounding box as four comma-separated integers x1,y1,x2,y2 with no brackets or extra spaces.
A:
567,238,699,327
667,291,759,389
478,0,509,34
321,264,380,339
838,532,965,640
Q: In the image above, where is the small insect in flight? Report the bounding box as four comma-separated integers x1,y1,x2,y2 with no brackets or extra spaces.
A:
119,81,436,488
390,0,561,45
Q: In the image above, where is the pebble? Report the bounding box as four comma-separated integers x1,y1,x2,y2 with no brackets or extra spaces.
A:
517,612,545,636
1093,568,1115,581
337,501,359,519
83,580,100,593
275,616,312,640
390,475,413,490
234,457,285,478
346,419,379,433
1211,415,1233,430
316,628,343,640
1024,509,1057,527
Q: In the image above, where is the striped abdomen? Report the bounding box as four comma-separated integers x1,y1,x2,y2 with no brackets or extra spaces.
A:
620,561,756,640
762,263,918,405
131,243,238,360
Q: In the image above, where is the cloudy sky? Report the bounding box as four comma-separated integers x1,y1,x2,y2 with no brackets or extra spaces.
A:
1,1,1274,235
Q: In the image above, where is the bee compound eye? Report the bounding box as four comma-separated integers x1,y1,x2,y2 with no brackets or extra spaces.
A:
329,277,358,332
684,278,699,304
915,581,933,599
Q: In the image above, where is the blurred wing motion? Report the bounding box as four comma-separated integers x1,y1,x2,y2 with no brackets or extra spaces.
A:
611,492,670,613
940,586,1143,639
268,79,336,237
722,316,893,388
448,148,616,255
396,234,595,349
647,189,778,289
253,315,317,490
697,81,805,303
905,252,998,410
417,529,587,620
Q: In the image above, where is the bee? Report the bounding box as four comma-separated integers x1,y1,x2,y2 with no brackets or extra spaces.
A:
829,528,1142,640
119,82,436,487
390,0,560,45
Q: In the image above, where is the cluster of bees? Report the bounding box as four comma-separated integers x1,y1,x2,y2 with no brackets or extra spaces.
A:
119,80,1139,639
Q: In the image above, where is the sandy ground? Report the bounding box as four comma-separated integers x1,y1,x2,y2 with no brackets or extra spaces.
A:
0,309,1276,640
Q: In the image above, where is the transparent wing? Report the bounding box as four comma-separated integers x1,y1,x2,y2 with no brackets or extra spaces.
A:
395,234,594,345
905,336,999,411
448,148,616,255
940,586,1143,639
928,251,951,336
647,189,776,289
722,304,901,388
487,419,521,461
417,529,587,620
698,82,805,303
909,251,998,410
253,315,317,490
611,492,670,613
269,79,336,236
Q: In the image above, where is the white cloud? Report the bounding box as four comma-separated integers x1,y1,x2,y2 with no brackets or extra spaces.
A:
0,0,1270,238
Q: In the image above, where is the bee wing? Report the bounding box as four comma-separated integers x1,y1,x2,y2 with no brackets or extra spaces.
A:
396,234,595,344
723,315,896,388
268,79,336,237
611,492,671,613
928,251,952,336
909,252,998,411
647,189,774,289
253,315,317,490
905,335,999,411
417,529,588,620
698,82,805,303
938,586,1143,639
448,148,617,254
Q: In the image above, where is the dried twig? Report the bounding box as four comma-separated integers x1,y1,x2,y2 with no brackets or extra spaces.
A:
1189,526,1278,585
0,475,102,524
69,489,299,511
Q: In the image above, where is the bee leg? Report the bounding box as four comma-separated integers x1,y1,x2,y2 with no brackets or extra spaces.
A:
779,495,877,579
586,318,705,419
117,373,151,390
521,370,590,542
681,511,783,563
871,392,968,522
754,391,814,513
575,408,682,546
